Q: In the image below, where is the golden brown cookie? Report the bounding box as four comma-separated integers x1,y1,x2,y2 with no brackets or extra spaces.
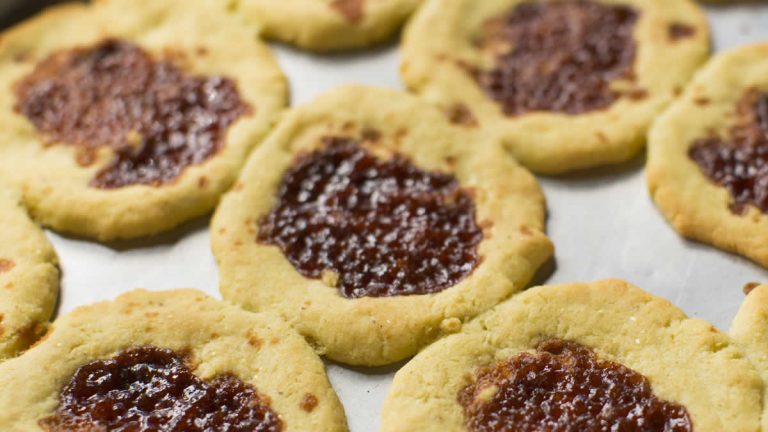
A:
235,0,422,52
0,289,348,431
0,0,286,240
730,283,768,432
382,279,762,432
648,44,768,267
212,85,553,366
0,189,58,361
401,0,709,174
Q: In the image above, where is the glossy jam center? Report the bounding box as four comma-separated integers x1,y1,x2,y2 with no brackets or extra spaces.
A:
40,347,283,432
689,90,768,214
14,39,249,189
257,137,483,298
458,339,693,432
475,0,639,116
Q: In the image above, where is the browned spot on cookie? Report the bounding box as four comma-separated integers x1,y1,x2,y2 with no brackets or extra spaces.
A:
0,259,15,273
361,128,382,143
668,23,695,41
625,88,648,101
247,331,263,349
520,226,533,236
331,0,364,24
447,103,478,127
144,311,159,318
17,321,47,349
744,282,761,295
30,325,54,348
198,176,209,188
300,393,319,412
12,51,31,63
75,147,97,167
196,46,209,57
673,86,683,97
694,97,710,106
394,128,409,144
233,182,245,192
595,132,608,144
270,337,280,345
341,121,355,133
0,313,4,337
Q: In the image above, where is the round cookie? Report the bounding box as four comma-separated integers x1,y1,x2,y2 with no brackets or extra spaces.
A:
0,0,287,241
730,284,768,432
382,279,762,432
401,0,710,174
648,44,768,267
0,289,348,431
212,85,553,366
0,190,58,361
234,0,422,52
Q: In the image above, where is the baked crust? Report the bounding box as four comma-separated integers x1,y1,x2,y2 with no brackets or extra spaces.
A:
0,289,348,431
0,0,287,240
0,189,58,361
212,85,553,366
648,43,768,267
401,0,710,174
382,279,762,431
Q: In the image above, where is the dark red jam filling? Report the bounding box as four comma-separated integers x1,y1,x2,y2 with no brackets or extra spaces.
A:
40,347,283,432
459,339,693,432
14,39,249,189
689,90,768,214
257,136,483,298
474,0,639,116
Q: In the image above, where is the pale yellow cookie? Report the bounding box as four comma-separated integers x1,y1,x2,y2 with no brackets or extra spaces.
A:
0,189,58,361
0,289,348,431
401,0,709,174
382,279,762,432
235,0,422,52
648,44,768,268
730,284,768,432
0,0,286,241
212,85,553,366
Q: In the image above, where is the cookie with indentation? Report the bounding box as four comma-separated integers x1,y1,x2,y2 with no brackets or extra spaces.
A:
0,0,286,241
730,284,768,432
382,279,762,432
234,0,422,52
0,190,58,362
0,289,347,431
401,0,709,174
648,44,768,267
212,85,553,366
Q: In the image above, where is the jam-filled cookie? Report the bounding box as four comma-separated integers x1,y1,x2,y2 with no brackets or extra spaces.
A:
401,0,709,174
0,289,348,431
382,279,762,432
0,0,286,240
0,190,58,361
648,44,768,267
212,86,553,366
234,0,421,52
730,284,768,432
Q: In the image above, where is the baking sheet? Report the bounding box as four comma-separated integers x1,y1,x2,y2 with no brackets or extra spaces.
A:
27,4,768,431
